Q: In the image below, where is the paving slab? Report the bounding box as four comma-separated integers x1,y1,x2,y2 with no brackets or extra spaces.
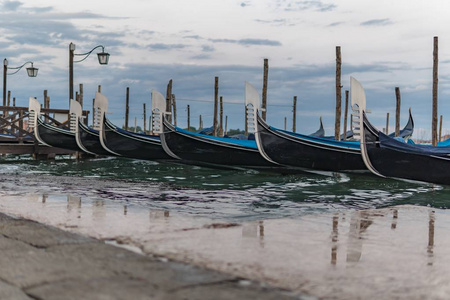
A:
0,212,302,300
0,280,33,300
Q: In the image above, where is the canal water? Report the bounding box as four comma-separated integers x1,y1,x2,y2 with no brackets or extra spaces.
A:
0,155,446,221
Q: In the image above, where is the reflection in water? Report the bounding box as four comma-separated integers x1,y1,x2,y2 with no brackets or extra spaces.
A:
391,209,398,230
346,211,373,265
92,199,106,221
4,190,448,300
242,221,265,248
428,210,435,266
259,220,264,238
0,157,448,222
66,195,81,220
331,214,338,265
149,210,170,219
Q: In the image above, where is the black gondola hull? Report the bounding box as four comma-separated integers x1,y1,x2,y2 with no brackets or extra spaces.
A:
256,115,366,171
37,119,82,152
162,119,274,167
363,113,450,185
102,117,170,160
78,122,112,156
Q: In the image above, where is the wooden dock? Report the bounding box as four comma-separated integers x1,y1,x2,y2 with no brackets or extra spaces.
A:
0,105,89,159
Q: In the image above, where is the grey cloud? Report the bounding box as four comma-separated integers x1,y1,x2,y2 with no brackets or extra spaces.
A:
39,12,121,20
146,43,187,50
3,0,22,11
328,22,344,27
201,45,214,52
190,54,212,60
210,38,281,46
254,18,290,26
184,35,202,40
276,1,336,12
361,18,393,26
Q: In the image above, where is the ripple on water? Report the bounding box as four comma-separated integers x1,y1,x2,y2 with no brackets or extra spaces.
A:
0,157,448,221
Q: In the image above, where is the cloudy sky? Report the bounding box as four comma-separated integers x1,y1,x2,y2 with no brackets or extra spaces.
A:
2,0,450,138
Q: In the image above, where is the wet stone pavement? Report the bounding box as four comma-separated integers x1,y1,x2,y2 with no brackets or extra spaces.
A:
0,212,302,300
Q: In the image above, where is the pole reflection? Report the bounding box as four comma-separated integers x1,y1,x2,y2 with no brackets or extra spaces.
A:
428,210,435,266
331,214,339,265
391,209,398,230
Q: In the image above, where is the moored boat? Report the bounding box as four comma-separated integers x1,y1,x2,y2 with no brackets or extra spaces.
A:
356,79,450,185
29,97,83,152
67,99,111,156
96,91,172,161
159,82,277,169
254,78,414,172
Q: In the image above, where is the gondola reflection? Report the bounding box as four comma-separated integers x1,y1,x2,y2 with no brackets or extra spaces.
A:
242,221,265,247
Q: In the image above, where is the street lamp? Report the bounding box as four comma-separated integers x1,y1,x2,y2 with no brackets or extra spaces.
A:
69,42,110,102
3,59,39,107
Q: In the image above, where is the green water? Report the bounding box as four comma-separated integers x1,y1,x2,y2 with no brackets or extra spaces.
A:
0,156,447,221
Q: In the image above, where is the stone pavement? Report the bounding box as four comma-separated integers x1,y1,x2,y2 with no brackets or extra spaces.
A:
0,212,303,300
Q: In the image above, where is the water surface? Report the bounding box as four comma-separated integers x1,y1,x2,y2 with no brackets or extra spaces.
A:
0,156,446,221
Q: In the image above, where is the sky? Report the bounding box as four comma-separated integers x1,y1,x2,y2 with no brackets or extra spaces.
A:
2,0,450,139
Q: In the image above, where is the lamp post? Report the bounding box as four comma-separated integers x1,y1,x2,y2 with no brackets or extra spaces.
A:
3,59,38,107
69,42,110,102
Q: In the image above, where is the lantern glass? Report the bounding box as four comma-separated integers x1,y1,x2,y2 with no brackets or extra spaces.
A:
26,66,38,77
97,52,110,65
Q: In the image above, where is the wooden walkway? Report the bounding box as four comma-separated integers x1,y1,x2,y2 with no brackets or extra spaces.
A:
0,105,89,159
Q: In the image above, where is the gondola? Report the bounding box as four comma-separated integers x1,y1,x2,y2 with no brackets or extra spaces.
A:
159,83,277,169
96,91,172,160
254,78,414,172
29,97,82,152
160,119,275,168
67,99,111,156
356,81,450,185
310,117,325,137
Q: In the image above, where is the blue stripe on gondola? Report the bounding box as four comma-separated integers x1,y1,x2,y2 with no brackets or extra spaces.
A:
175,126,257,149
270,126,360,150
114,124,160,140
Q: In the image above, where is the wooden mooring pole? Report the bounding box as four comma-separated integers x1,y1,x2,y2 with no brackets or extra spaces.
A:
143,103,147,134
219,96,224,136
172,94,177,126
44,90,48,109
439,115,443,142
165,80,173,123
292,96,297,133
386,113,390,134
213,77,219,136
187,105,190,131
343,90,349,140
432,36,438,146
125,87,130,130
335,46,342,141
79,83,84,108
395,87,401,137
225,115,228,136
262,58,269,121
